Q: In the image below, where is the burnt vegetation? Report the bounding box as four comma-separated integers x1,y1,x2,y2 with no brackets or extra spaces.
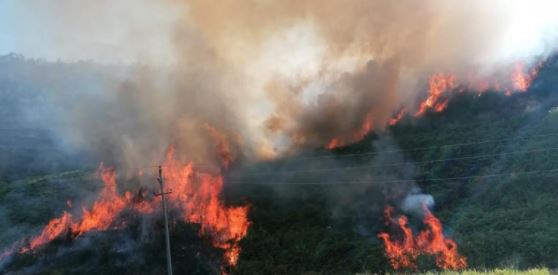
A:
2,54,558,274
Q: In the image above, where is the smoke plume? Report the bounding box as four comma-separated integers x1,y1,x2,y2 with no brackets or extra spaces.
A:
6,0,558,164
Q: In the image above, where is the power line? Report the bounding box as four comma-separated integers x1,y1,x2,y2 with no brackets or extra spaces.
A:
100,134,558,177
227,167,558,185
278,131,558,161
69,136,558,181
232,146,558,176
68,130,558,180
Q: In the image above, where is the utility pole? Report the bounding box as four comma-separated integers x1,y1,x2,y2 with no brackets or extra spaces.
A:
156,165,173,275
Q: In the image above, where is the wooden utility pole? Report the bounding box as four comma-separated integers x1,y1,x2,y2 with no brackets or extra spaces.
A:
156,165,173,275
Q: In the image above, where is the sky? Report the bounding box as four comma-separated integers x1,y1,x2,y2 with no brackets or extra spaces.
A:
0,0,181,64
1,0,558,65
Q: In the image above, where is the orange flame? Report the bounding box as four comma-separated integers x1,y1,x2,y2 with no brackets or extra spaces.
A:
416,207,467,270
416,73,457,116
326,112,374,149
162,146,250,267
326,138,340,150
327,61,541,149
511,62,540,92
71,165,132,235
388,108,407,126
377,207,418,269
415,61,540,116
15,154,250,269
19,211,72,253
19,164,139,253
377,206,467,270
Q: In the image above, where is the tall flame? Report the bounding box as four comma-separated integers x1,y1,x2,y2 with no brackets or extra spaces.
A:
71,165,132,235
377,207,418,269
162,146,250,267
19,212,72,253
19,164,142,253
416,73,457,116
417,208,467,270
511,62,540,92
11,153,250,270
377,206,467,270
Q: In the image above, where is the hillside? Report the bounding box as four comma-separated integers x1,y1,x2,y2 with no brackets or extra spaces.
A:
2,55,558,274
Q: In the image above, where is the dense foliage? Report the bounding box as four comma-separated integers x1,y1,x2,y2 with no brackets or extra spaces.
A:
2,55,558,274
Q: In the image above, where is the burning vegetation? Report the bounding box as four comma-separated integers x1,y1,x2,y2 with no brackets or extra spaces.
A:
415,74,457,116
416,62,542,115
327,60,542,149
0,55,549,273
378,206,467,271
3,148,250,271
326,113,374,150
160,147,250,267
2,0,558,273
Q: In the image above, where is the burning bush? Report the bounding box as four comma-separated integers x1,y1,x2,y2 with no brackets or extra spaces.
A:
378,206,467,271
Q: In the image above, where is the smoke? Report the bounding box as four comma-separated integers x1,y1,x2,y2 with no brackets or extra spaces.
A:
3,0,558,165
229,134,431,221
401,192,435,216
3,2,558,271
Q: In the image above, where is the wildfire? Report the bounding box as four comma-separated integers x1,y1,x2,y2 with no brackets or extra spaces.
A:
388,108,407,126
18,164,144,254
416,73,457,116
326,112,374,149
71,166,133,235
161,146,250,267
10,151,250,270
326,61,541,149
413,61,541,118
19,211,72,253
377,206,467,270
511,62,540,92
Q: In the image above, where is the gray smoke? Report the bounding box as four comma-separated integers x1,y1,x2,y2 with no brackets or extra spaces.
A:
1,0,557,163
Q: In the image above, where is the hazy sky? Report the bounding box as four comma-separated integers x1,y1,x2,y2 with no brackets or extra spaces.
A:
0,1,20,56
0,0,181,64
1,0,557,65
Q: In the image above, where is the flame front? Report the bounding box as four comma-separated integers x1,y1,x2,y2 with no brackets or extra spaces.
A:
377,206,467,270
325,62,541,150
19,211,72,253
416,73,457,116
326,112,374,149
511,62,540,92
415,62,541,117
162,146,250,267
416,207,467,270
18,164,141,253
388,108,407,126
12,153,250,270
377,207,418,269
71,165,132,235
